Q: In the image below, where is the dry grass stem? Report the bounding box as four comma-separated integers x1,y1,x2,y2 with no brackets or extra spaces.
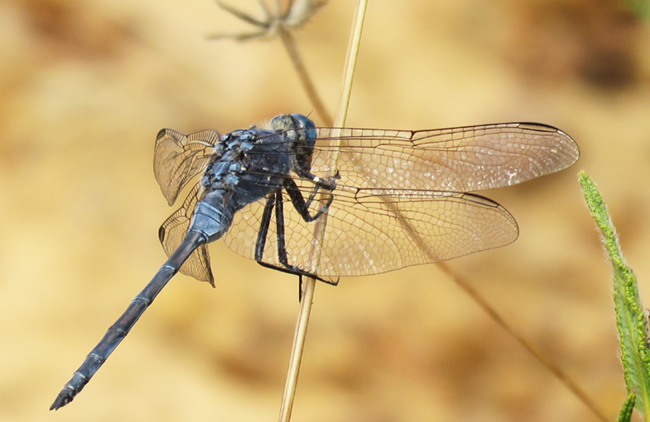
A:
277,1,368,421
436,262,609,422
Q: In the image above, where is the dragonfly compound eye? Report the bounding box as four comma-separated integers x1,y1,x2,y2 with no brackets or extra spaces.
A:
290,114,317,146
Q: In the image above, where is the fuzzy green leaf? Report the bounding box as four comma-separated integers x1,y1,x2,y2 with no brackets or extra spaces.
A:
579,171,650,420
619,393,637,422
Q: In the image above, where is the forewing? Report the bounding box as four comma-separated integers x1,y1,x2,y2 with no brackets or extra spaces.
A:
154,128,219,205
309,123,579,192
158,183,214,284
222,183,518,277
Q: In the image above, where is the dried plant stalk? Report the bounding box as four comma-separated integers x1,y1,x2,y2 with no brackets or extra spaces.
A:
277,1,368,421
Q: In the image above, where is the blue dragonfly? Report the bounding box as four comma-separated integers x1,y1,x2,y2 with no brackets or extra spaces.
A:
51,114,579,409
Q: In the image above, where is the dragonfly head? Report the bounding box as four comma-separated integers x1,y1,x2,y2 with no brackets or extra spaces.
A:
270,114,317,147
270,114,318,174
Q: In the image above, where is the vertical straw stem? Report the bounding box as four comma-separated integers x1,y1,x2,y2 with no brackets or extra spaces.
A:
277,1,368,421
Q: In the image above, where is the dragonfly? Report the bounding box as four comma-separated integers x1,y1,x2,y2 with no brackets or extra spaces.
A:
51,114,579,410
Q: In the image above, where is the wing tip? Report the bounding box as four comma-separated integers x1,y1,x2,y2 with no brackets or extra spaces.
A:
156,128,168,141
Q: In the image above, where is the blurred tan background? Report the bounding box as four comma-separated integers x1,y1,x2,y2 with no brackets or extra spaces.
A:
2,0,650,421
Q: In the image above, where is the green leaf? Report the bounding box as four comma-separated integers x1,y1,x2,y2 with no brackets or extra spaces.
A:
619,393,637,422
579,171,650,420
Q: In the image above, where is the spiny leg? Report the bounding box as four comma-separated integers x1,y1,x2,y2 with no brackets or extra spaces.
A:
254,192,275,262
272,190,337,285
295,168,338,192
282,177,334,222
274,190,324,296
274,189,297,271
254,190,333,285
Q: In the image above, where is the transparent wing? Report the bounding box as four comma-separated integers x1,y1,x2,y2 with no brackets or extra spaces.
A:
154,128,220,205
249,122,579,192
158,183,214,285
222,184,518,277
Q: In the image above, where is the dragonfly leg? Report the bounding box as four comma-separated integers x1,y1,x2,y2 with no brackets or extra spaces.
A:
254,192,275,261
273,190,336,285
282,177,334,222
254,190,335,285
304,182,320,209
295,169,338,191
302,171,338,208
274,190,299,271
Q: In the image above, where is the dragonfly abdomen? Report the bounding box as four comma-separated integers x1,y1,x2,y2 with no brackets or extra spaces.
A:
188,192,237,243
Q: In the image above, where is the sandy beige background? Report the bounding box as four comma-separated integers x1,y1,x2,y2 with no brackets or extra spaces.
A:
2,0,650,421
